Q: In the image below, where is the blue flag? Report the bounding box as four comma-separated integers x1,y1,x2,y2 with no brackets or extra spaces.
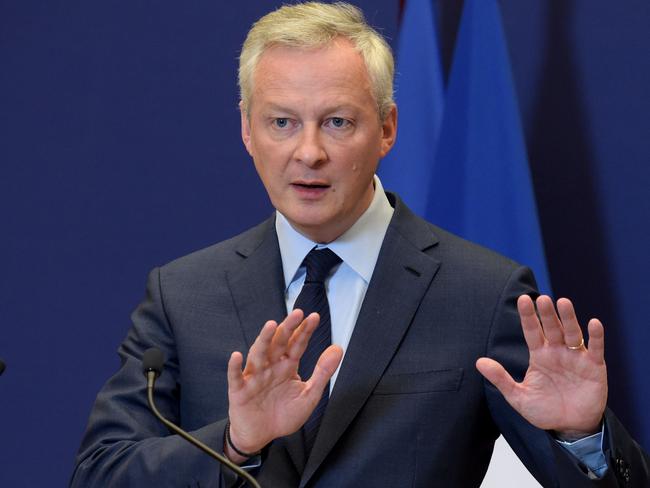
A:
425,0,552,294
378,0,444,217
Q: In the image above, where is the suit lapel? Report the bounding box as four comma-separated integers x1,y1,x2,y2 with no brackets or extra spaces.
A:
300,200,441,486
226,215,308,474
226,216,287,347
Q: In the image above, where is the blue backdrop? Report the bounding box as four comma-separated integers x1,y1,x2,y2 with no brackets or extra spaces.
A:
1,1,648,485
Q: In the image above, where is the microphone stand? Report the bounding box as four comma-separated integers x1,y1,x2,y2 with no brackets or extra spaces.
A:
146,370,261,488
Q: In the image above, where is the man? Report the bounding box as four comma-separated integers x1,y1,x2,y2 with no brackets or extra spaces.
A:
71,3,649,487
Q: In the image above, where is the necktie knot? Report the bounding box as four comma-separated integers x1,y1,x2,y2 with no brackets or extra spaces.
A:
302,248,342,284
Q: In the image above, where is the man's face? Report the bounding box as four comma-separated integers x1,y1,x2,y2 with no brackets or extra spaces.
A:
241,38,397,243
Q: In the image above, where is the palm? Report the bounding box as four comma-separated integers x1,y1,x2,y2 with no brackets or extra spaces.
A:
477,295,607,437
227,310,343,453
232,356,320,440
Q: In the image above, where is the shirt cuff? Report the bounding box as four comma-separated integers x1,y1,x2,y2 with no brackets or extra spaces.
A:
221,454,262,488
556,427,608,479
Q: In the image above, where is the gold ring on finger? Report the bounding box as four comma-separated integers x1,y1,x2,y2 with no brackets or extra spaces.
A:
567,338,585,350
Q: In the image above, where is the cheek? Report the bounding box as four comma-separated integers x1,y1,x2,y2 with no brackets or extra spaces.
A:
346,138,381,172
347,154,379,181
252,144,287,179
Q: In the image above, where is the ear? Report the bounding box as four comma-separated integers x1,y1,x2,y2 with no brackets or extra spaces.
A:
240,101,253,156
379,104,398,158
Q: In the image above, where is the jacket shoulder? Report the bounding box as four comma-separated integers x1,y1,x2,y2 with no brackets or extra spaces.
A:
429,222,520,272
389,192,521,275
158,216,274,279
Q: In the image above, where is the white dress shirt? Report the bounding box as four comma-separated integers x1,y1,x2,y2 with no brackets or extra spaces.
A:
275,175,394,389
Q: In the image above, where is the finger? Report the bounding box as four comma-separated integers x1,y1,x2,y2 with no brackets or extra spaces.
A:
517,295,545,350
269,309,304,362
536,295,565,345
586,318,605,364
286,313,320,360
227,351,245,392
245,320,277,373
305,345,344,395
556,298,585,350
476,357,518,401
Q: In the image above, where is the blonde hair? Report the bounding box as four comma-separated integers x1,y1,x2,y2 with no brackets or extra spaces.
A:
239,2,394,120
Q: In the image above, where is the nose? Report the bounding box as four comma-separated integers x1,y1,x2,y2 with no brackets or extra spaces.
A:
293,124,327,167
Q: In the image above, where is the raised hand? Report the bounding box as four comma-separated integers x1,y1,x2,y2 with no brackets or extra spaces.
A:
225,309,343,461
476,295,607,439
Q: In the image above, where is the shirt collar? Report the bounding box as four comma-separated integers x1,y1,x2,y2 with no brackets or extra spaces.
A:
275,175,394,290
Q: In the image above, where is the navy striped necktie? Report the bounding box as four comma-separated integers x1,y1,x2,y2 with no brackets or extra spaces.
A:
293,247,342,456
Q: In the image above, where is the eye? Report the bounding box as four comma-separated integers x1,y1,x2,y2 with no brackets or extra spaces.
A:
329,117,349,128
273,118,289,129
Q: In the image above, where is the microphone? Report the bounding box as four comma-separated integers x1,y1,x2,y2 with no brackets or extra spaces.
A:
0,359,5,376
142,348,261,488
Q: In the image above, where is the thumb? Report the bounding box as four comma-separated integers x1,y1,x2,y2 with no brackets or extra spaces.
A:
476,357,517,400
306,345,343,396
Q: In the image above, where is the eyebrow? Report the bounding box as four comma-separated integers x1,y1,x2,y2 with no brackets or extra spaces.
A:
261,102,361,116
261,103,296,115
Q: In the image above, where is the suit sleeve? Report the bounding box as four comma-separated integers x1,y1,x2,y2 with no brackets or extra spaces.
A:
483,266,650,488
70,268,233,487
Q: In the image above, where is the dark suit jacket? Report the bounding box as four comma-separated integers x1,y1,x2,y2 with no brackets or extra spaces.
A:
71,194,649,487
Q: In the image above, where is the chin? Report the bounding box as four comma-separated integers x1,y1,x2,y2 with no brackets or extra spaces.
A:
292,216,330,232
291,216,338,240
284,207,330,226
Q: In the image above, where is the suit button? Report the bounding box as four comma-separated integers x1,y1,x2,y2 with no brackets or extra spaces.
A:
614,457,630,486
623,467,630,482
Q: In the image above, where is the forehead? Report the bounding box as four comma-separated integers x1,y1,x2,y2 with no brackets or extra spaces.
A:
250,38,376,111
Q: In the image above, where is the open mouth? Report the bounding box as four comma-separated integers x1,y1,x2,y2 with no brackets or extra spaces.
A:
293,183,329,189
291,181,330,198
